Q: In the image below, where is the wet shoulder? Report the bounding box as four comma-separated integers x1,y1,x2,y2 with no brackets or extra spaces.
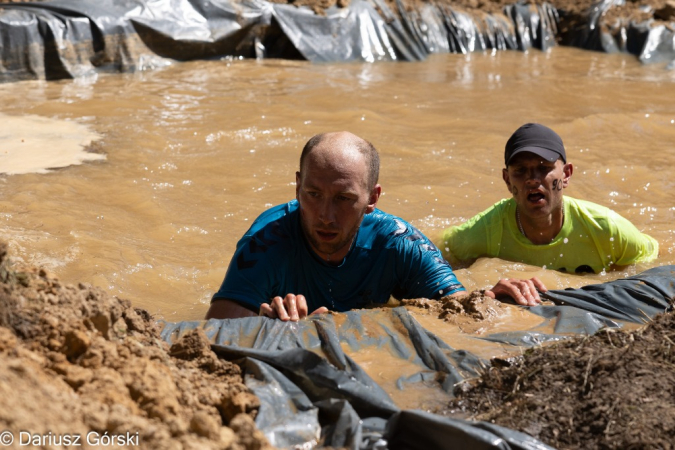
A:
361,209,434,248
462,197,514,226
245,200,298,237
565,196,620,228
240,201,297,256
491,197,515,216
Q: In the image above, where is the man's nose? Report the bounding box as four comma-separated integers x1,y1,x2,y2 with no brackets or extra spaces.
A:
318,199,336,224
524,170,541,184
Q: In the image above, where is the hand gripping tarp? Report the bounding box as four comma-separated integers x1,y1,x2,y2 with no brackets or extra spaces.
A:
160,265,674,449
0,0,557,82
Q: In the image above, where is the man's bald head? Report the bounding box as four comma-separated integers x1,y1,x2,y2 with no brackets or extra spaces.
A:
299,131,380,191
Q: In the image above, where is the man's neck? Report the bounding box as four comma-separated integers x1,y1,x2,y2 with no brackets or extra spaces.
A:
516,203,565,245
309,235,356,266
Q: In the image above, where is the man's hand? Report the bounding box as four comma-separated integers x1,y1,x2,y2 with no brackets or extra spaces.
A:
259,293,329,321
484,277,547,306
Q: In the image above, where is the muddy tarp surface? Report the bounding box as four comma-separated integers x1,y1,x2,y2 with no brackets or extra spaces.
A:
160,265,674,449
0,0,557,81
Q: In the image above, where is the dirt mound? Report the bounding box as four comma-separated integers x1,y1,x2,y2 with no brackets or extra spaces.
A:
440,310,675,449
402,290,504,322
0,241,272,450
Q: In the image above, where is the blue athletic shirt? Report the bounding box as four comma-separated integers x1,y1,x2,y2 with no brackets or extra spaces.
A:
213,200,465,312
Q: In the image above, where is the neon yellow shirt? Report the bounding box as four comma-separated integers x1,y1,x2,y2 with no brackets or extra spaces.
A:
440,196,659,273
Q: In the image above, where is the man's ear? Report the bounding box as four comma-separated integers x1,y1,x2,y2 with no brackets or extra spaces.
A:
562,163,573,188
502,168,513,194
295,171,301,200
366,184,382,214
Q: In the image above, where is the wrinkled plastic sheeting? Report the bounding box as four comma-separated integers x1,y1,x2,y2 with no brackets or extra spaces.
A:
336,0,558,58
384,410,555,450
0,0,273,81
504,1,558,52
0,0,559,82
562,0,675,68
162,308,555,449
271,0,397,62
541,265,675,323
481,266,675,348
160,266,674,449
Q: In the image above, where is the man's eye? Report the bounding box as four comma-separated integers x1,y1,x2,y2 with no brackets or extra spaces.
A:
307,191,319,198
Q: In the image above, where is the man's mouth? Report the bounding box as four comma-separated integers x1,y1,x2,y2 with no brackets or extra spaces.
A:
527,192,546,204
316,230,338,241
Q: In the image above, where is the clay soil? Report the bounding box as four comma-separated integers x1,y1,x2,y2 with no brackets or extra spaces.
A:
440,311,675,449
0,241,272,450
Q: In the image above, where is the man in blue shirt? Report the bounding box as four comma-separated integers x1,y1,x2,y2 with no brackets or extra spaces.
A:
206,131,542,321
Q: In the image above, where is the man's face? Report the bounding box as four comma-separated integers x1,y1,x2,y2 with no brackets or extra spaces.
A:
296,148,380,262
502,152,573,218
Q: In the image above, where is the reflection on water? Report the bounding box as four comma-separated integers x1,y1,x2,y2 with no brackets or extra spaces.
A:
0,47,673,322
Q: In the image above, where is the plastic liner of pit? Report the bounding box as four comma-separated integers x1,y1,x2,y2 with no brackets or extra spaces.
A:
160,265,675,449
2,0,674,83
557,0,675,69
0,0,556,82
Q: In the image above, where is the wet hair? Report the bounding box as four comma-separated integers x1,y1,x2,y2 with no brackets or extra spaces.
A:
299,132,380,190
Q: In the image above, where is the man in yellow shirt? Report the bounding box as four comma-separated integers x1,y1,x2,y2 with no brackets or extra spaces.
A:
441,123,659,274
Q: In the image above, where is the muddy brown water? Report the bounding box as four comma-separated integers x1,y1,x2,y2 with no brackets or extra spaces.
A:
0,46,674,373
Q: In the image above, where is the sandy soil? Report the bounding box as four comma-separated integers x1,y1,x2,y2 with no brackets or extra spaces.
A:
0,241,271,450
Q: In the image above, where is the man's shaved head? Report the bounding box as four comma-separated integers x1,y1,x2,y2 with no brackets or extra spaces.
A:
299,131,380,191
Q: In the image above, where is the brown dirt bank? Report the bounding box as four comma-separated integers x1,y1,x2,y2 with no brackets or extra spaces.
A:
440,309,675,449
0,241,271,450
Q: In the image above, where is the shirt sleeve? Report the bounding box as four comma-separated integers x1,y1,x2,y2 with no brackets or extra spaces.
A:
212,231,280,311
440,204,498,264
394,223,466,299
607,211,659,266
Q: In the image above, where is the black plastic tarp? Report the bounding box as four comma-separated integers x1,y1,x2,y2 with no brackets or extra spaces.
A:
160,265,675,449
0,0,558,82
558,0,675,69
2,0,674,83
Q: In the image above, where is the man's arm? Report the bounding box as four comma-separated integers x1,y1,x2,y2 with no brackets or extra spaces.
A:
610,213,659,266
439,203,499,264
205,299,258,320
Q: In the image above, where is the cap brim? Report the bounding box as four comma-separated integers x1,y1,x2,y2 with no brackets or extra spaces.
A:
506,147,561,165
